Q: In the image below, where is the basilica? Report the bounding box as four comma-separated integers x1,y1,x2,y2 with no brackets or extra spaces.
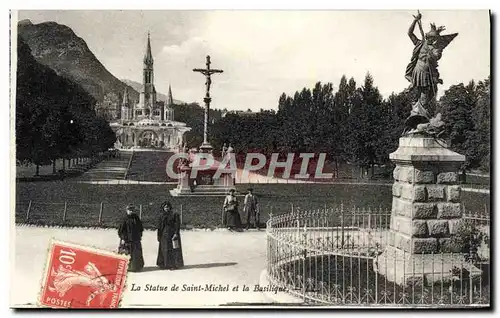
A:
110,34,191,150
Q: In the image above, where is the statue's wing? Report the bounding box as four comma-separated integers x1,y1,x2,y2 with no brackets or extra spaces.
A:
436,33,458,51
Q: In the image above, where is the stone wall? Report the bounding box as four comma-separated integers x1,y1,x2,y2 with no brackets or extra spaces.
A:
388,163,464,254
374,136,479,286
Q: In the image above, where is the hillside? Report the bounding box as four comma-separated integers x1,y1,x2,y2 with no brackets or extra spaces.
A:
16,35,115,165
17,19,139,102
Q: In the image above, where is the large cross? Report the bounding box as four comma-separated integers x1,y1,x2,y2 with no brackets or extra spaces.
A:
193,55,223,151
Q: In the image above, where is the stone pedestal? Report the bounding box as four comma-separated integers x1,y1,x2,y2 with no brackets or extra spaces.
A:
199,142,213,154
169,164,235,197
177,171,190,191
374,136,481,286
213,173,234,188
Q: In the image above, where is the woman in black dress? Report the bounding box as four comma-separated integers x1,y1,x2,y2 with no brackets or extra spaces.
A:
156,201,184,269
118,205,145,272
223,189,242,231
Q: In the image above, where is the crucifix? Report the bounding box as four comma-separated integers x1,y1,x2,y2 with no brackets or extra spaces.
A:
193,55,223,152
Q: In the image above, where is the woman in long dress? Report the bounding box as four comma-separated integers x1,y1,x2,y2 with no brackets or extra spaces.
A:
156,201,184,269
118,205,144,272
223,189,242,231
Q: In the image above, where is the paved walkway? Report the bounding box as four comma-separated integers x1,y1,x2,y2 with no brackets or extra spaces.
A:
461,187,490,194
467,172,490,178
70,177,490,194
74,153,132,181
64,151,490,192
12,226,275,307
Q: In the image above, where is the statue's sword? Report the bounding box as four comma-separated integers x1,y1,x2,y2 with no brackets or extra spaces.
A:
413,10,425,39
415,11,437,98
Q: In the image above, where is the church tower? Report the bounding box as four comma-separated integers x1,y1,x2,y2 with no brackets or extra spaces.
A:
137,32,157,119
165,84,175,121
121,87,132,121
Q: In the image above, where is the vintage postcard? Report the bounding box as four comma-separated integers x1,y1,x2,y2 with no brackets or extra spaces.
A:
10,10,491,308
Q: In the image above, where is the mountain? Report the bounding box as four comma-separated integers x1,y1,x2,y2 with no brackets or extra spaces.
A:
17,20,139,103
122,79,185,104
16,35,115,164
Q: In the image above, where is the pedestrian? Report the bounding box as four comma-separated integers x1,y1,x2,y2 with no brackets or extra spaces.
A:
156,201,184,270
118,205,145,272
223,188,242,232
244,188,260,230
221,143,228,158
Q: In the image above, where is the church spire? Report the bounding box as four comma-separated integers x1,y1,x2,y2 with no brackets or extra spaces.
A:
122,86,129,105
167,84,174,106
144,32,153,65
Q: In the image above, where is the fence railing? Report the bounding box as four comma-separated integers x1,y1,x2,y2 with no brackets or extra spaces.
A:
15,200,267,229
266,206,490,307
15,201,188,229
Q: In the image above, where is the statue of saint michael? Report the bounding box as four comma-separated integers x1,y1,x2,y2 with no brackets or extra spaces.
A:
404,11,458,133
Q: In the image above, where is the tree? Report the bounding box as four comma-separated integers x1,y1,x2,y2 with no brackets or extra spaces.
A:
97,92,120,120
276,94,294,153
344,73,385,178
205,71,490,181
381,88,415,169
172,102,223,149
472,77,491,172
16,36,116,176
439,81,477,169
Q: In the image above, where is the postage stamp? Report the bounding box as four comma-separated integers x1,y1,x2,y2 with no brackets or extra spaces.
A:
38,239,129,309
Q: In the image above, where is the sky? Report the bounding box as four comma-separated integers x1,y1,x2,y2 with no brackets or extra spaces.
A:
16,10,490,111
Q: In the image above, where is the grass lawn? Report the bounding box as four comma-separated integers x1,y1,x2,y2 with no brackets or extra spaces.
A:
15,182,490,229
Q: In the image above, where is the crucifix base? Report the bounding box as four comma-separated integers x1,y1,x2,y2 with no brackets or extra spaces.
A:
199,142,213,154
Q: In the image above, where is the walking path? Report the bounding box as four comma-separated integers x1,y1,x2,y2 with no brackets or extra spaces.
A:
461,187,490,194
70,175,489,194
467,172,490,178
64,153,489,194
12,226,276,307
235,169,312,184
75,153,132,181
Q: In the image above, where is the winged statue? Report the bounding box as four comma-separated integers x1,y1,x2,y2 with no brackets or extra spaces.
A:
404,11,458,135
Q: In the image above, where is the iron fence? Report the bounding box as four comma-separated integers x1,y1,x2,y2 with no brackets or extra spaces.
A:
266,206,490,307
15,201,185,229
15,200,267,229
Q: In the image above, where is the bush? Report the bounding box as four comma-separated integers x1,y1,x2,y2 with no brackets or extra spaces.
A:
451,220,489,263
